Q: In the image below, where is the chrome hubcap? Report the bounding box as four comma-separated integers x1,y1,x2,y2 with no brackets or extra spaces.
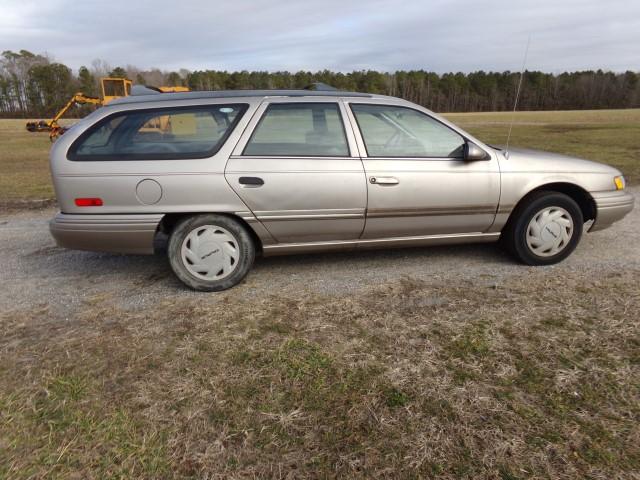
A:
526,206,574,257
181,225,239,280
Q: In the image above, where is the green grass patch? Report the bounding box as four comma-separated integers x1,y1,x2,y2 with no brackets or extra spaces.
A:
1,373,170,478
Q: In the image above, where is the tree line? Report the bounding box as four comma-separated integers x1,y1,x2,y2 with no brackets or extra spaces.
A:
1,49,638,118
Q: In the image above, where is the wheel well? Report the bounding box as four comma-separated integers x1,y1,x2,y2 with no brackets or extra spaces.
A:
155,212,263,255
509,183,596,223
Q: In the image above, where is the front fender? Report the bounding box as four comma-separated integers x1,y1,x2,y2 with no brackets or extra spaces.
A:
489,171,611,233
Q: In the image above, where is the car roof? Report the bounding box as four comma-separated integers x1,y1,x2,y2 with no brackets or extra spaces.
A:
109,89,386,106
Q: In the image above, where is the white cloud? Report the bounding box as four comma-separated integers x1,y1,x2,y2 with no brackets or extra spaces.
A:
1,0,638,72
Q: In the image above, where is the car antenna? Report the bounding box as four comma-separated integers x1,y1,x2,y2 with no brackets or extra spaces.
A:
505,35,531,159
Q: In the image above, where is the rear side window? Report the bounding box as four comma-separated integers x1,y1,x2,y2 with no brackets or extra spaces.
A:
243,103,349,157
69,104,247,161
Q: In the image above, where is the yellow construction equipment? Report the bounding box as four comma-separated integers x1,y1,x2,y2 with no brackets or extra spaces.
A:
157,86,190,93
26,77,189,141
101,77,133,104
25,92,102,140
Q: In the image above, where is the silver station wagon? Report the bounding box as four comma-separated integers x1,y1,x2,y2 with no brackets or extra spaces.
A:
49,89,634,291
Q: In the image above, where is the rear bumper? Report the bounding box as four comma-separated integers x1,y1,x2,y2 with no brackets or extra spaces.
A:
50,213,163,254
589,190,635,232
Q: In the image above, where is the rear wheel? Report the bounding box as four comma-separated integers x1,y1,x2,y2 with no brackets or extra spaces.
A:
168,214,255,291
503,191,583,266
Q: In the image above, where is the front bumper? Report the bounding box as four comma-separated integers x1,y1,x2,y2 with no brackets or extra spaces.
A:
589,190,635,232
50,213,163,254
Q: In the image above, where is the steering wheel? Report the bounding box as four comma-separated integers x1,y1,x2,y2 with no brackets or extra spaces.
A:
384,130,403,148
384,130,430,155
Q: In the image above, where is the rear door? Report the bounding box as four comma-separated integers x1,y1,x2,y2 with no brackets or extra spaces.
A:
346,101,500,239
225,99,367,243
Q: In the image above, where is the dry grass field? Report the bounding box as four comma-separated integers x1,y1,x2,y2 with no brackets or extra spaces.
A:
448,109,640,185
0,118,74,209
2,268,639,479
0,110,639,479
0,109,639,208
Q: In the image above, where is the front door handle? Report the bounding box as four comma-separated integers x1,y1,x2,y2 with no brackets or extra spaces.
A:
370,176,399,185
238,176,264,187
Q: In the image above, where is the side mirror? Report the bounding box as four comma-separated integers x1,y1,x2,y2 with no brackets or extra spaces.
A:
463,141,490,161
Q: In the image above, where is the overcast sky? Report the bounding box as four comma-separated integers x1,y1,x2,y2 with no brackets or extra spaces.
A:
2,0,638,73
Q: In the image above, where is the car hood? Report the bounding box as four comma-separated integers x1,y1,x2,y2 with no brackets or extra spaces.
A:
498,147,620,175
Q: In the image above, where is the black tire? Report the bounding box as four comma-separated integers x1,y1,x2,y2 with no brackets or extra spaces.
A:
502,191,583,266
168,214,255,291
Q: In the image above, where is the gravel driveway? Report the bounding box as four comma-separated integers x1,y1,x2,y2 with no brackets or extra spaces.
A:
1,188,638,317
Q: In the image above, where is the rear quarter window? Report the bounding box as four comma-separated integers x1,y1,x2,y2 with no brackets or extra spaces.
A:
68,104,247,161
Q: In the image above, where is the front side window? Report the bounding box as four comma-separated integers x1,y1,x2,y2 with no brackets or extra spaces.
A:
351,104,465,158
243,103,349,157
69,104,247,161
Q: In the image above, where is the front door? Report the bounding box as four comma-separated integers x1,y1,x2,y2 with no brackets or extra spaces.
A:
346,102,500,239
225,100,367,243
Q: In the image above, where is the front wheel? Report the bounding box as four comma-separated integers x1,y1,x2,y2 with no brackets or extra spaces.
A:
168,214,255,291
503,191,583,266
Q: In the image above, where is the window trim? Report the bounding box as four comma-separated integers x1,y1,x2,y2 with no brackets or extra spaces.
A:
241,102,350,158
67,103,249,162
349,103,468,159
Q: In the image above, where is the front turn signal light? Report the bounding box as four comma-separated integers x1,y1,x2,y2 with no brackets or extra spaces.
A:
614,176,625,190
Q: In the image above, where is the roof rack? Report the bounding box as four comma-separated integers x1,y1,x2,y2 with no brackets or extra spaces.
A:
112,88,374,105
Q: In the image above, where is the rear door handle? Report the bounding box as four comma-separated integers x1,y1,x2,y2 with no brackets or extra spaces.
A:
238,176,264,187
370,176,399,185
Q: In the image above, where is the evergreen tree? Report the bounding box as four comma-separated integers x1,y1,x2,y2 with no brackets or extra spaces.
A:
108,66,127,79
78,66,96,95
1,50,638,118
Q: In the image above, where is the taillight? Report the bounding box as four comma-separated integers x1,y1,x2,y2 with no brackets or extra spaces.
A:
74,198,103,207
